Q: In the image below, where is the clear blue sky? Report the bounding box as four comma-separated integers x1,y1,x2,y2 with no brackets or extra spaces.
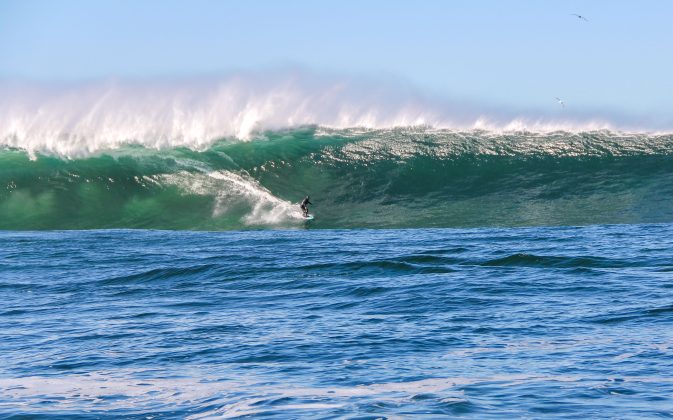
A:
1,0,672,119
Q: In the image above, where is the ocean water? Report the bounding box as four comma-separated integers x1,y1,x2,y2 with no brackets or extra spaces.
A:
2,225,673,418
2,128,673,231
2,125,673,418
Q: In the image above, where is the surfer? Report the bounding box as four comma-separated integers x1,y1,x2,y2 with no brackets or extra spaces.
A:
300,195,312,217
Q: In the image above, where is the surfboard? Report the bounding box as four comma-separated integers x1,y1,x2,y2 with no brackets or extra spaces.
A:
303,214,314,221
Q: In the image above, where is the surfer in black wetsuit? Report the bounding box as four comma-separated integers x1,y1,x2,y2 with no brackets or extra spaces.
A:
300,195,312,217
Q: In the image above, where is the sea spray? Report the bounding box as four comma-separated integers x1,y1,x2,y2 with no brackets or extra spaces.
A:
0,73,635,158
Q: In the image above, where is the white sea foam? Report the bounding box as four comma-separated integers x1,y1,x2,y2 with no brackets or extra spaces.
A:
2,370,669,417
159,169,302,226
0,71,661,157
207,170,300,225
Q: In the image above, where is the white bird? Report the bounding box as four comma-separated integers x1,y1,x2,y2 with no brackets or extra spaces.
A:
571,13,589,22
554,97,565,108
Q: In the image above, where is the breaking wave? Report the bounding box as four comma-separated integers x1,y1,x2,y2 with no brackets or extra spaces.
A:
0,73,644,158
2,127,673,230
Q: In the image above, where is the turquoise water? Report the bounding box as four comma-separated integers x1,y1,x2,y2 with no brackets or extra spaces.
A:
2,128,673,230
2,225,673,418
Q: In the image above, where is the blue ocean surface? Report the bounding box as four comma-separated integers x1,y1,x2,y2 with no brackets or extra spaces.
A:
2,224,673,418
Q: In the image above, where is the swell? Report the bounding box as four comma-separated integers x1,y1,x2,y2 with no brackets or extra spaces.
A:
2,128,673,230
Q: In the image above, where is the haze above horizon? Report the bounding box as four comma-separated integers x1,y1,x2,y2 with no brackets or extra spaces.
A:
1,0,672,125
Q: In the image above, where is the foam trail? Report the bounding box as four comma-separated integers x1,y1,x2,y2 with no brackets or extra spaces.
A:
0,71,638,158
207,171,301,225
160,169,300,226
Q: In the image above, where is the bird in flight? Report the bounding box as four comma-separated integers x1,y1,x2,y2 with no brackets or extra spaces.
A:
554,97,565,108
571,13,589,22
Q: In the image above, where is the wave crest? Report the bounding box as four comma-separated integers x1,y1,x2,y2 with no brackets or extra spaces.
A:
0,72,638,157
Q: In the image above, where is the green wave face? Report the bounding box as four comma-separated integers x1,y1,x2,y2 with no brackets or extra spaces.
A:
2,128,673,230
